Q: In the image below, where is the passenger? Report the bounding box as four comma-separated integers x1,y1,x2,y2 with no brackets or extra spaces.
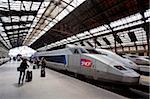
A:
36,59,40,69
40,57,46,77
40,57,46,70
18,59,29,84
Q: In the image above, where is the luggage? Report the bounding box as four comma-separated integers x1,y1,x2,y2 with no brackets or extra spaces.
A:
33,65,36,69
41,68,45,77
26,70,32,82
17,67,21,71
17,67,24,72
37,65,39,69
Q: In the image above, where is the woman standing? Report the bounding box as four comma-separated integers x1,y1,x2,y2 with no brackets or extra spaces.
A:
18,59,29,84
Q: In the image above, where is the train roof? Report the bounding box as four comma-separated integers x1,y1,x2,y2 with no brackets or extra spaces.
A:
35,48,73,56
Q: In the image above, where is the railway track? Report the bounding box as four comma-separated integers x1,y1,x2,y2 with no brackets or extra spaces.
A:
75,74,149,99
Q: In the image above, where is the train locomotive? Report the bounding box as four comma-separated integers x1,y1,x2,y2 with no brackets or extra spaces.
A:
95,49,140,71
35,45,140,85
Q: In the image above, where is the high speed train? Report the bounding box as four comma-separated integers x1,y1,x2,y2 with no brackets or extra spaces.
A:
122,54,150,66
95,49,140,70
35,45,140,85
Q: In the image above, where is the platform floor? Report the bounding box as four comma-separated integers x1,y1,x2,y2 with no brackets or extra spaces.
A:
0,61,126,99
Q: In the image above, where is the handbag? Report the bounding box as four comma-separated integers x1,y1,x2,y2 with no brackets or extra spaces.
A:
17,67,24,71
17,67,21,71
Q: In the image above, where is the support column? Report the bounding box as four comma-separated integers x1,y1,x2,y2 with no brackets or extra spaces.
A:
143,24,150,56
107,24,117,53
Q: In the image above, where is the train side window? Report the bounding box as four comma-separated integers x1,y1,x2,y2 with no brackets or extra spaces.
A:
86,49,99,54
129,55,137,58
74,49,79,54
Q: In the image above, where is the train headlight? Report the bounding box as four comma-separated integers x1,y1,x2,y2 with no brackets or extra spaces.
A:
114,65,127,70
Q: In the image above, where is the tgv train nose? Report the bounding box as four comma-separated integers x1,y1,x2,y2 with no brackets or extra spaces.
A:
121,76,140,84
123,71,140,77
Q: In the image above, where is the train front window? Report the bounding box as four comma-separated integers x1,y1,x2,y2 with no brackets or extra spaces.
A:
86,49,100,54
74,49,79,54
146,57,150,60
129,56,137,58
97,51,108,55
80,48,88,53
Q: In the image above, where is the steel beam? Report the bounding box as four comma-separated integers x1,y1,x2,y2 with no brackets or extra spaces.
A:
0,10,37,17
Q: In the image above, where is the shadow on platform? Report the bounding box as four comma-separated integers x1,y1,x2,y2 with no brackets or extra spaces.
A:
13,83,25,88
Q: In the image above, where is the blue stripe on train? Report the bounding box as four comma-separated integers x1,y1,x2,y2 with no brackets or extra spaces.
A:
42,55,67,65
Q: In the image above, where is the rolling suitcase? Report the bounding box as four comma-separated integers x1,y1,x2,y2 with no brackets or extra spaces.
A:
26,70,32,82
33,65,36,69
41,68,45,77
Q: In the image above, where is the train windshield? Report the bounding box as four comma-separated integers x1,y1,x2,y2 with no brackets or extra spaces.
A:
129,55,138,58
70,48,88,54
145,57,150,60
86,49,100,54
80,48,88,53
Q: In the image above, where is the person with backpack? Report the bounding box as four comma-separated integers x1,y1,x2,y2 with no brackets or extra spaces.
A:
18,58,29,84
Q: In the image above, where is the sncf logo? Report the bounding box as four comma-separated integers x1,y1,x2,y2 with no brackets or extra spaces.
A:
80,59,92,67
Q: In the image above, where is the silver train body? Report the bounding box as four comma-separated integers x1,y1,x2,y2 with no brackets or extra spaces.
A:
35,45,140,85
122,54,150,66
96,49,140,70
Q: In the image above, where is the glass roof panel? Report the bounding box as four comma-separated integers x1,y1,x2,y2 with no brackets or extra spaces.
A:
90,28,99,34
0,0,149,50
144,9,150,18
0,27,4,30
0,0,52,48
1,17,11,22
26,0,86,46
1,32,7,36
67,37,72,41
65,4,74,12
12,25,19,29
70,0,85,7
31,2,41,10
43,8,149,50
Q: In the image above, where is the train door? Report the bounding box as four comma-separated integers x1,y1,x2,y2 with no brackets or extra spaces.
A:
68,49,81,73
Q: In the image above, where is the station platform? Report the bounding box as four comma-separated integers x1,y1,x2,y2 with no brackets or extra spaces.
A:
0,61,126,99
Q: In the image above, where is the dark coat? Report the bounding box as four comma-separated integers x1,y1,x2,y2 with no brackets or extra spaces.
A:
20,61,28,71
41,60,46,70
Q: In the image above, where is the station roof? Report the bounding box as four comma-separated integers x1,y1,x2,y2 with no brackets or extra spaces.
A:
0,0,86,49
0,0,149,50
